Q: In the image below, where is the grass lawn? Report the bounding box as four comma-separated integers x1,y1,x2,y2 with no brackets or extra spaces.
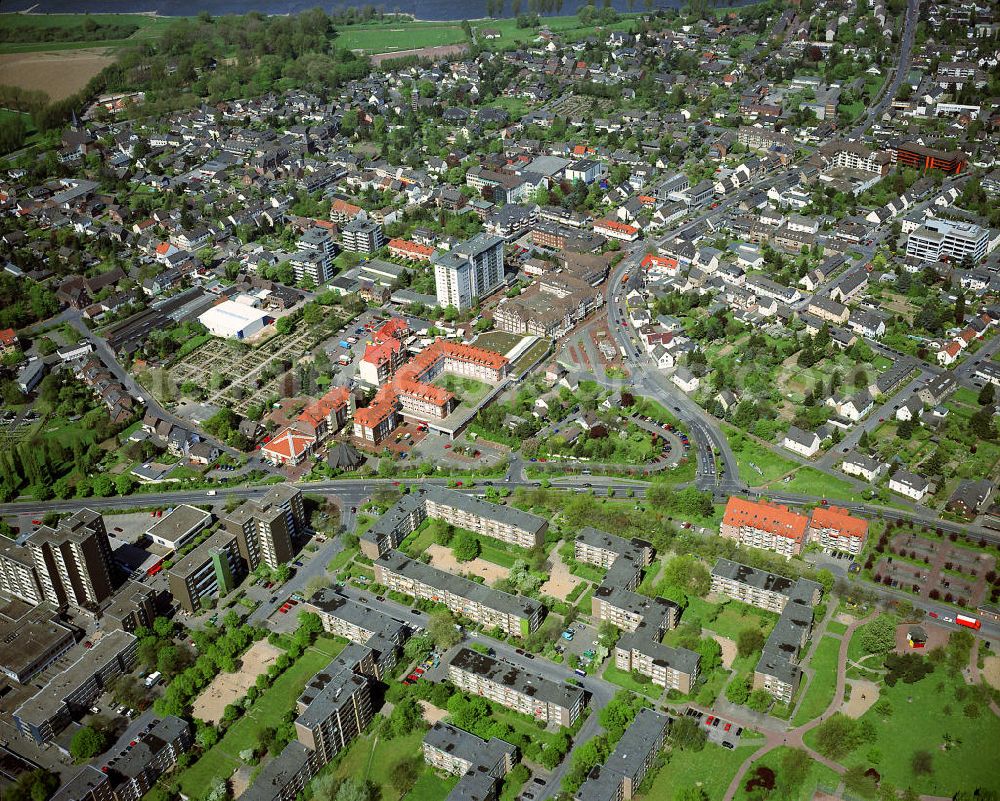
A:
335,730,428,801
733,746,841,801
705,600,778,641
335,22,466,53
812,669,1000,796
603,663,662,698
475,538,524,569
791,636,841,725
571,562,607,583
405,769,459,801
723,425,800,485
401,521,441,556
177,638,345,796
638,743,760,801
826,620,848,635
766,466,868,503
474,330,525,356
327,546,356,572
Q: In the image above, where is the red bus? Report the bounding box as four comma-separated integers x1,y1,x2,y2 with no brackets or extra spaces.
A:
955,614,981,630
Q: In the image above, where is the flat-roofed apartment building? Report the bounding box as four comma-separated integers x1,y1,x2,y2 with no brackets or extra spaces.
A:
448,647,585,727
574,526,653,570
222,484,304,570
102,580,156,634
49,766,113,801
0,536,43,604
0,598,75,684
710,559,822,704
27,509,116,610
575,709,668,801
242,649,376,801
905,218,988,263
104,716,192,801
614,628,701,694
806,506,868,555
14,629,137,744
301,588,407,678
575,527,699,693
423,722,517,801
719,497,808,557
360,487,547,559
375,550,542,637
167,529,243,614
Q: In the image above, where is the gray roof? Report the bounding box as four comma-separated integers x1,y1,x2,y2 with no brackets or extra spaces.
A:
450,648,583,711
376,550,541,622
295,664,369,730
240,741,313,801
577,708,668,801
306,588,406,643
576,526,651,563
425,487,547,536
423,721,516,770
111,716,189,780
617,629,702,676
50,767,108,801
147,504,210,543
711,557,795,596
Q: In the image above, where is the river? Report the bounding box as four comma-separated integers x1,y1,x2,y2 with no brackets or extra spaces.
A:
2,0,757,22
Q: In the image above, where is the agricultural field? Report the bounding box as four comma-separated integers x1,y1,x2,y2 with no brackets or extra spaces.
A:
0,49,116,101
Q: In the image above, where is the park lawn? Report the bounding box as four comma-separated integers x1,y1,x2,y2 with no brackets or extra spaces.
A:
766,466,868,503
475,538,524,569
336,730,428,801
723,425,800,485
405,769,459,801
826,620,848,635
706,600,778,641
791,636,841,725
474,330,525,355
829,670,1000,796
637,743,760,801
335,22,465,53
401,522,440,556
571,562,607,583
327,546,356,572
41,415,98,449
733,746,841,801
603,663,662,698
177,638,346,796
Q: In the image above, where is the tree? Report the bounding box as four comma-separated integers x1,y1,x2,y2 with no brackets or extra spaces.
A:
70,726,107,761
736,628,766,658
843,764,878,797
661,555,711,597
453,531,480,562
747,689,772,712
334,779,373,801
668,716,707,751
3,770,59,801
859,614,896,655
978,382,995,406
911,749,933,775
389,758,419,794
780,748,811,793
427,610,461,650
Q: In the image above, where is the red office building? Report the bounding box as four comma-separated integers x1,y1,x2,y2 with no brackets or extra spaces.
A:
895,142,967,174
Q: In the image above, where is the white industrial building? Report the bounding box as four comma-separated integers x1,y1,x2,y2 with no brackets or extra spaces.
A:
198,300,271,340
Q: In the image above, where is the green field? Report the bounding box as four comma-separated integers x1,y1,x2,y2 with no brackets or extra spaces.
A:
404,769,459,801
434,375,493,407
0,13,174,53
336,22,466,54
723,425,800,485
335,730,430,801
638,743,761,801
791,636,841,725
808,669,1000,796
733,746,841,801
765,466,868,503
703,600,778,642
826,620,848,635
602,663,662,698
177,637,346,796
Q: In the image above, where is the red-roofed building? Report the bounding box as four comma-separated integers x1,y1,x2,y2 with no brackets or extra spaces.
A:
720,498,809,557
353,397,399,444
641,253,679,275
807,506,868,556
594,219,640,242
0,328,18,354
937,340,962,366
261,427,315,466
388,238,435,262
359,337,406,386
330,198,364,224
296,386,351,441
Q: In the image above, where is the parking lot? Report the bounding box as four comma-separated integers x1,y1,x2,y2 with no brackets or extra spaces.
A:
683,707,745,749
